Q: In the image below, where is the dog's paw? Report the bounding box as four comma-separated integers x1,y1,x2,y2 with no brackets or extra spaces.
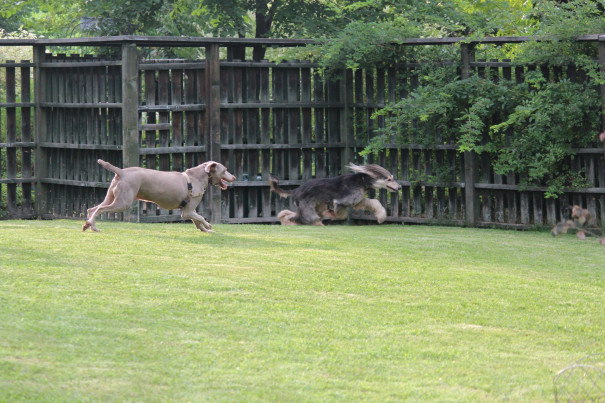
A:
82,221,99,232
375,208,387,224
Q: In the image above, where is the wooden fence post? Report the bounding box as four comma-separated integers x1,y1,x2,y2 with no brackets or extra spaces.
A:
122,42,139,222
341,69,354,225
33,45,48,217
341,69,353,169
461,43,478,226
206,44,222,223
598,37,605,227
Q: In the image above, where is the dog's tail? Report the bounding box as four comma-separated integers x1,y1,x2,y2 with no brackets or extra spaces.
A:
269,175,292,198
98,159,122,177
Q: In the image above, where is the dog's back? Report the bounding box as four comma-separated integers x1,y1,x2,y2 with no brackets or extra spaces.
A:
291,174,366,204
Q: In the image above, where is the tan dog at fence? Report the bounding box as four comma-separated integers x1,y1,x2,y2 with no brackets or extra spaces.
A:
82,159,235,233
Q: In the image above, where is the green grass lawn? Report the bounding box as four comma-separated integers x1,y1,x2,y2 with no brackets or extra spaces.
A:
0,220,603,402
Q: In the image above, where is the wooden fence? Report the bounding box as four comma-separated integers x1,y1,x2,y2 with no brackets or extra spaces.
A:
1,36,604,228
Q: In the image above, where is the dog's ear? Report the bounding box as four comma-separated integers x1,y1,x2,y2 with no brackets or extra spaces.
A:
348,163,378,178
347,163,365,174
348,163,391,180
203,161,217,174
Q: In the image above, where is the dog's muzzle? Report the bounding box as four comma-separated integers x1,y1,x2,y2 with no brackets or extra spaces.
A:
211,173,236,190
386,182,402,192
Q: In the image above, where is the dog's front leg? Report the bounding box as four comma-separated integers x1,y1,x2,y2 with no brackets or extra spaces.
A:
331,205,349,221
181,206,214,233
354,198,387,223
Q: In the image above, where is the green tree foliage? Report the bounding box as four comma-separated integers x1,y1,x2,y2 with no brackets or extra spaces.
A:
1,0,354,59
349,0,605,197
0,0,173,37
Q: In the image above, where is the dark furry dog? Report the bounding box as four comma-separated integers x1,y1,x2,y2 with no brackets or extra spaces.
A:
269,163,401,225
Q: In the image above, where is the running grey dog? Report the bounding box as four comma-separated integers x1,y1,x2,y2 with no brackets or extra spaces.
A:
269,163,401,225
83,159,235,233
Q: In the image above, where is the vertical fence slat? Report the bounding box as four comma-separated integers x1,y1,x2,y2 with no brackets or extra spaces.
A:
143,69,157,217
424,150,434,220
461,44,478,226
448,150,459,220
314,69,326,178
435,150,446,220
155,68,171,216
301,67,313,181
171,68,184,172
233,61,244,219
20,62,33,214
287,65,301,182
597,155,605,228
6,62,17,214
260,63,272,219
120,43,139,223
33,46,49,216
206,44,222,223
246,66,259,219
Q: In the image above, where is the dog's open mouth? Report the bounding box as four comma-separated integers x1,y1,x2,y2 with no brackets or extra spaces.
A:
215,176,235,190
387,183,402,192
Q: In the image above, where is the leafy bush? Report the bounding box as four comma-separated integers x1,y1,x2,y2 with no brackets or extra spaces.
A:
489,75,600,196
366,65,601,197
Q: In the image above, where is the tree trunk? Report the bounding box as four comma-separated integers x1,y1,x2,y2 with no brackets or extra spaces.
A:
253,0,275,60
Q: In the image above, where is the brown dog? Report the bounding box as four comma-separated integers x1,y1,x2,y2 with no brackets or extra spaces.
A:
83,159,235,233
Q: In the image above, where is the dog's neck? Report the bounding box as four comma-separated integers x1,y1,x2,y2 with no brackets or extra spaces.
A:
351,173,375,189
184,165,210,188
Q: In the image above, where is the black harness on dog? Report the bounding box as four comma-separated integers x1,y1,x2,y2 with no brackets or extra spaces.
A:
179,173,195,208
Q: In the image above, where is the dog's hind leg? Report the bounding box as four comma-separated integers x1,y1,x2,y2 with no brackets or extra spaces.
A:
277,209,298,225
315,203,337,221
85,178,118,223
84,181,138,231
353,198,387,223
296,202,323,225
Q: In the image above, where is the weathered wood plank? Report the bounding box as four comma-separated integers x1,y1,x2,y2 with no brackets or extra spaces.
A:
171,68,184,172
206,44,222,222
232,61,245,219
412,150,422,216
314,70,327,179
326,75,341,176
6,62,17,212
287,65,301,182
158,69,171,175
260,63,272,219
272,66,288,213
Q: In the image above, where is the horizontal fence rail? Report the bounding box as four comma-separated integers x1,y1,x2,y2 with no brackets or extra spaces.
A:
1,36,604,229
